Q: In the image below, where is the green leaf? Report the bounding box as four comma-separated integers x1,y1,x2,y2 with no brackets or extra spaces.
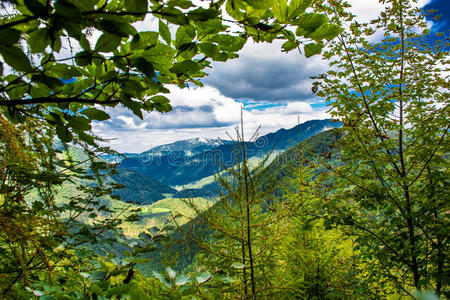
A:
89,271,107,281
138,232,152,242
98,70,118,81
295,13,328,36
304,42,324,57
74,0,96,11
171,60,201,76
133,57,155,78
75,51,91,66
287,0,312,19
31,74,63,89
309,24,342,42
282,40,298,52
243,0,274,9
187,7,219,21
149,95,172,112
100,20,137,37
231,262,245,269
159,20,172,45
125,0,148,13
159,7,189,25
0,45,32,72
95,33,121,52
140,44,175,66
196,19,226,35
213,51,229,61
51,35,62,52
24,0,47,16
210,35,246,52
0,29,21,45
122,79,145,97
106,285,132,297
131,31,159,50
68,116,91,131
77,131,96,146
167,0,193,9
199,43,219,58
79,35,91,50
153,272,172,288
55,0,81,18
56,125,72,143
176,42,197,60
226,0,245,21
174,274,190,286
28,28,50,53
121,97,144,119
175,26,194,49
196,272,212,284
47,64,81,79
90,284,103,295
272,0,288,23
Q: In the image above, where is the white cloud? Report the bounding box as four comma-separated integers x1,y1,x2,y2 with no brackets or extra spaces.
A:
285,102,314,114
203,40,329,102
93,85,329,152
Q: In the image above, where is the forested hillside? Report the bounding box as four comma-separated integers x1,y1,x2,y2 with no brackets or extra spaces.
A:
142,128,341,273
111,168,177,204
0,0,448,299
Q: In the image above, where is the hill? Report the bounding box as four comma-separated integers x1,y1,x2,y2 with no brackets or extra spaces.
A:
111,168,177,204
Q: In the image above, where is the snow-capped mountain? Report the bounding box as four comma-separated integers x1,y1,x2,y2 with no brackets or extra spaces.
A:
100,138,227,163
141,137,227,158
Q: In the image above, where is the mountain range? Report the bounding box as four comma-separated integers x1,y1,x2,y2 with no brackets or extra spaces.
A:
141,137,226,157
118,119,340,187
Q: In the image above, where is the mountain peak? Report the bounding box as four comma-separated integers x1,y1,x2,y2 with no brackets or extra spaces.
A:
188,137,214,144
141,137,225,157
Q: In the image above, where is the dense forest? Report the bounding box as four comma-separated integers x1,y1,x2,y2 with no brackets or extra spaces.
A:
0,0,448,299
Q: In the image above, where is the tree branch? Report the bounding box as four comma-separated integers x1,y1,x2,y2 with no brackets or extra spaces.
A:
0,97,120,107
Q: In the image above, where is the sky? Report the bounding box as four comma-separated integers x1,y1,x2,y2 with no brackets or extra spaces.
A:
93,0,448,153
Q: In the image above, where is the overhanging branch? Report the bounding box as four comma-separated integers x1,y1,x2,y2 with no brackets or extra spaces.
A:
0,97,120,107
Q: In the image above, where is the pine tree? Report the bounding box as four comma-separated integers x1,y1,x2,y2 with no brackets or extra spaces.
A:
180,112,293,299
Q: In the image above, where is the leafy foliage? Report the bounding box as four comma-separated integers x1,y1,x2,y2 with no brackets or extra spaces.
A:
314,0,449,296
0,0,341,297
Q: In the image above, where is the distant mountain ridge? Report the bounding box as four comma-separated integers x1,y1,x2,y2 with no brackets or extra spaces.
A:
263,119,339,150
141,137,228,157
119,119,341,186
100,138,229,163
